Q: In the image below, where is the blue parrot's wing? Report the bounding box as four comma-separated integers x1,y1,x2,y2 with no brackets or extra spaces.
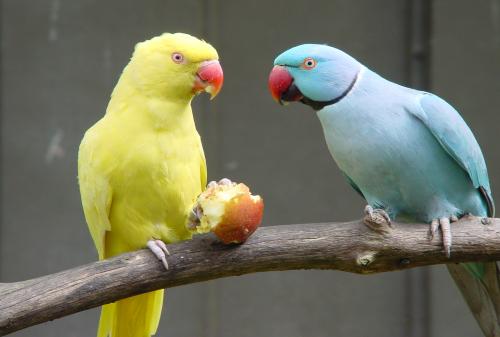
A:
341,171,366,200
409,93,494,216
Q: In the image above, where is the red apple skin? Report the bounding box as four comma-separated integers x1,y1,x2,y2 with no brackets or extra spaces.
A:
212,193,264,244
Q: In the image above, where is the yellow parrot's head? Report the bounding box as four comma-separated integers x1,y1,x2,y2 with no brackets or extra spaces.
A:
127,33,223,101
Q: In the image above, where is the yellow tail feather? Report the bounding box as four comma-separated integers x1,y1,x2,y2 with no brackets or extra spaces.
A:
97,289,164,337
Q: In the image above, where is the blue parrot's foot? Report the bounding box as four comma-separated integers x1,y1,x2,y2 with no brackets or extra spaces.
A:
429,215,458,258
363,205,392,234
147,239,170,270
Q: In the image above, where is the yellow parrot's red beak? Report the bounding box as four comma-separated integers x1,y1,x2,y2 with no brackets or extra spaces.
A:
193,60,223,99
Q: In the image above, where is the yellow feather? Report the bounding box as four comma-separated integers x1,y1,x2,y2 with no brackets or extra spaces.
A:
78,33,215,337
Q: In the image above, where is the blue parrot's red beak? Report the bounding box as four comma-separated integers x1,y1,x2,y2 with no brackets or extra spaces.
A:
268,65,303,105
194,60,224,99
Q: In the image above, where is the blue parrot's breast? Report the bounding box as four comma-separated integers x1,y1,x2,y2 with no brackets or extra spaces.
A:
317,68,487,222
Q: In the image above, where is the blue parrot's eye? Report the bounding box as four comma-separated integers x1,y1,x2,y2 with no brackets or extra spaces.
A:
172,52,184,64
302,57,317,70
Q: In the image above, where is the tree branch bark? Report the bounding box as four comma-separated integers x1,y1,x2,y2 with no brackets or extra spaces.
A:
1,216,499,335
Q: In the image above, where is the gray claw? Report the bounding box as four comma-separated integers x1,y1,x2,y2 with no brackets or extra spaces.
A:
218,178,232,185
363,205,392,233
147,239,170,270
429,216,455,258
155,239,170,256
188,209,198,222
187,204,204,230
186,222,198,230
439,217,452,258
196,206,203,219
429,219,439,239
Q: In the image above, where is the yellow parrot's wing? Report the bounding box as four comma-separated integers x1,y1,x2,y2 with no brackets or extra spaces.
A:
78,130,112,260
199,140,207,189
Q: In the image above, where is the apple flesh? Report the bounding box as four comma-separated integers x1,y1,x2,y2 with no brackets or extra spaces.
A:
191,182,264,244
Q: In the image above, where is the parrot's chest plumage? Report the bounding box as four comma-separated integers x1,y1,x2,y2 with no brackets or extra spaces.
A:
317,69,485,222
86,110,205,256
114,132,201,244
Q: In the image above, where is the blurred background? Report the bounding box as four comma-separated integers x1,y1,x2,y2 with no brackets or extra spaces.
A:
1,0,499,336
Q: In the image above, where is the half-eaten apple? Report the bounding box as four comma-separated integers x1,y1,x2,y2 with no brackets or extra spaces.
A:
188,179,264,244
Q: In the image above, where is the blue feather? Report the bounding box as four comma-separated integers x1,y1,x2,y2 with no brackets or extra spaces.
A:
414,93,494,216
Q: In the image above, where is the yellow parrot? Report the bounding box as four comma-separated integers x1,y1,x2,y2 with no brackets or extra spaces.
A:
78,33,223,337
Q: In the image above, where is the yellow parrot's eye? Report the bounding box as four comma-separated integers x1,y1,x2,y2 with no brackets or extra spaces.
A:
302,57,317,70
171,52,185,64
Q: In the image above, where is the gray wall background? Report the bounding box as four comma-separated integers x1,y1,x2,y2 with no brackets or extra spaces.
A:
1,1,499,336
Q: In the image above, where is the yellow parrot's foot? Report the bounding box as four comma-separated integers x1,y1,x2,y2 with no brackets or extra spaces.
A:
215,178,232,186
206,178,232,190
147,239,170,270
187,205,203,230
428,215,458,258
187,178,234,230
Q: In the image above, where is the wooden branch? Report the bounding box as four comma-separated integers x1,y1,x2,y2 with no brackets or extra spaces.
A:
1,216,499,335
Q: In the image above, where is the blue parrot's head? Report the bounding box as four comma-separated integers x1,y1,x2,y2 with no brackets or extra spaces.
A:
269,44,361,110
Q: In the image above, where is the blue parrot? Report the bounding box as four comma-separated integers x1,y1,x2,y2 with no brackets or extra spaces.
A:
268,44,499,336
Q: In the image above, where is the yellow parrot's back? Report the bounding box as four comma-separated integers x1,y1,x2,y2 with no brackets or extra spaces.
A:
78,33,221,337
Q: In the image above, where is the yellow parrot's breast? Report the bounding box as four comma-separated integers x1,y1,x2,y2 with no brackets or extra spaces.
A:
104,125,204,257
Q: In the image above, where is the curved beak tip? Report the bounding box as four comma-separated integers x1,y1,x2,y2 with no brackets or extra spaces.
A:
268,65,293,104
194,60,224,99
